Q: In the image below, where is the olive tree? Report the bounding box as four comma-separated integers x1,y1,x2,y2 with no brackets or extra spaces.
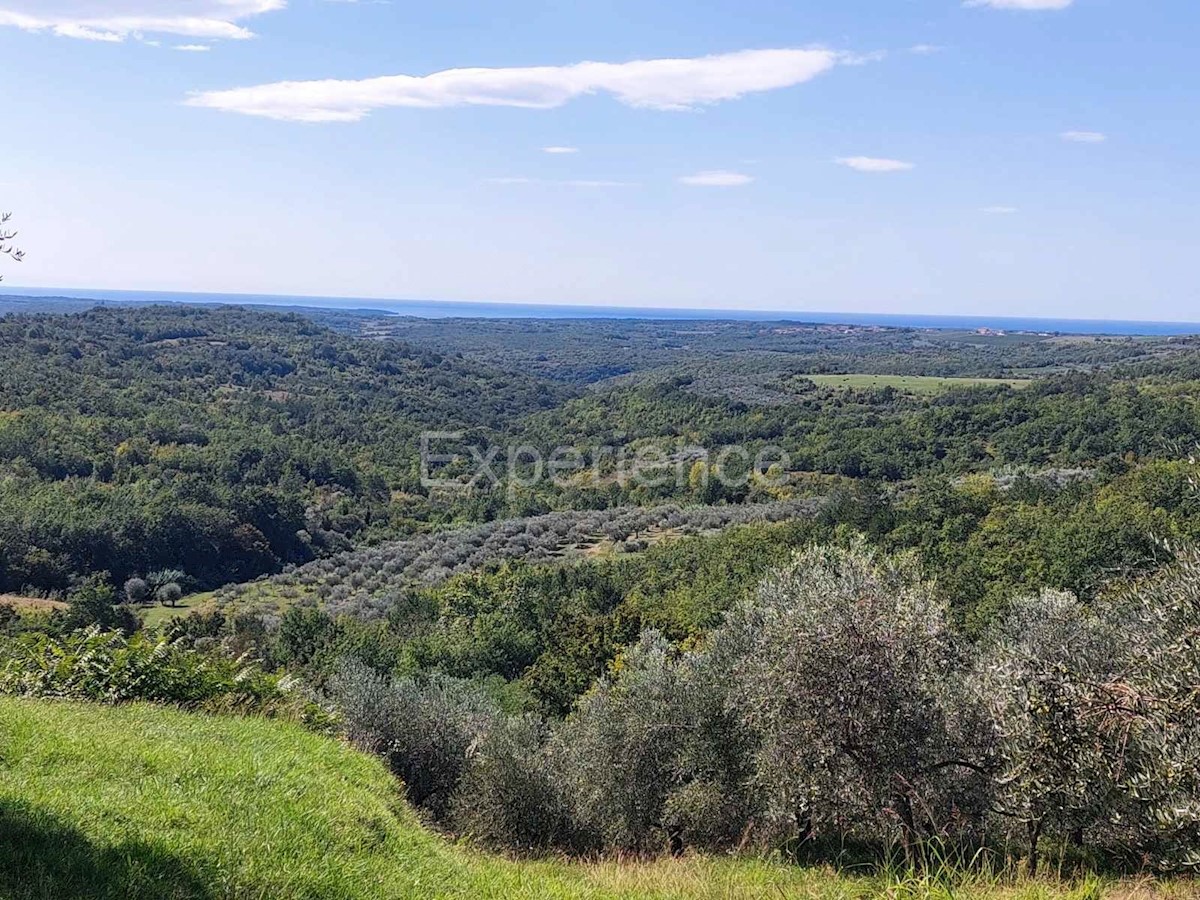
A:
722,542,989,852
1105,553,1200,868
329,660,498,820
549,631,756,853
978,558,1200,872
123,577,150,605
973,590,1117,873
450,713,570,851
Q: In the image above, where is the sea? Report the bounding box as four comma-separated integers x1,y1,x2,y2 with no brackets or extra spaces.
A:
2,286,1197,336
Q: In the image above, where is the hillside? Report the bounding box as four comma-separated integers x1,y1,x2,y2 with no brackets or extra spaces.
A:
0,697,1165,900
0,305,572,595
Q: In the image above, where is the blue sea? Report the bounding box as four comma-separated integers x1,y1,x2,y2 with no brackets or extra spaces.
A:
2,286,1198,336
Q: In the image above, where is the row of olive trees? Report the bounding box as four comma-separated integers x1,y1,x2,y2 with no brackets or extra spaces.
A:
331,541,1200,870
242,498,822,621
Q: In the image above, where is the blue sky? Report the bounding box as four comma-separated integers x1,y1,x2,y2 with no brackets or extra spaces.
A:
2,0,1197,319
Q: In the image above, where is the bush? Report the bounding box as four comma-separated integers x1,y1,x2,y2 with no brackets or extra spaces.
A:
0,627,290,711
721,541,987,850
450,714,570,851
156,583,184,607
549,631,755,853
329,660,497,820
973,590,1117,872
123,577,149,605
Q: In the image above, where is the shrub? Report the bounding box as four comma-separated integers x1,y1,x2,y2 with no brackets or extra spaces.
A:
722,541,987,850
0,627,290,711
549,631,755,853
973,590,1117,872
156,583,183,607
61,576,139,634
450,714,570,851
329,660,497,820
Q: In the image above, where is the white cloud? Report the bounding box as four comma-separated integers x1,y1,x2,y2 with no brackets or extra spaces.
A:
0,1,284,42
174,43,211,51
981,206,1019,214
678,170,754,187
1061,130,1107,143
187,47,850,122
966,0,1073,9
486,177,633,188
542,146,579,154
836,156,914,173
909,44,943,55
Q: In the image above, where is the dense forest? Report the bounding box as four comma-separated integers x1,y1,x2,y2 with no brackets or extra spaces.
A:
0,305,568,593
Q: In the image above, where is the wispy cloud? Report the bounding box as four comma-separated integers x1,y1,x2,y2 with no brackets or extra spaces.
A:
485,177,634,188
909,44,943,55
1061,130,1107,143
542,146,579,154
981,206,1019,214
965,0,1073,9
678,171,754,187
175,44,211,52
0,1,284,42
836,156,914,173
187,47,856,123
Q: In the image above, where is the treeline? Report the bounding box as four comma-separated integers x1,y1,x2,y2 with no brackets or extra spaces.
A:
3,304,1199,600
516,373,1200,484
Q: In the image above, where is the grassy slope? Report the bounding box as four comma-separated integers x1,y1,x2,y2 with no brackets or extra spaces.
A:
0,698,1186,900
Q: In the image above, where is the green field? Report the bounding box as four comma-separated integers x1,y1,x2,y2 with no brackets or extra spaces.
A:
806,374,1031,394
140,591,215,629
0,698,1187,900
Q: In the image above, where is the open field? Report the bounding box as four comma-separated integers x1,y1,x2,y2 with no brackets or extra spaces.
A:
140,591,215,629
1,698,1195,900
0,595,67,615
805,374,1032,393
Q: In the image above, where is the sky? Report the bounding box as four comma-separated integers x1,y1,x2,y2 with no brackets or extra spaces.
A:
1,0,1197,319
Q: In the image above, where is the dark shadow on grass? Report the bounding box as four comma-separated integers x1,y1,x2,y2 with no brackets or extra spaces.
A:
0,801,214,900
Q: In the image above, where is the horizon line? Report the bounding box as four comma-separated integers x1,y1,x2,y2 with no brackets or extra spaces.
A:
2,285,1199,334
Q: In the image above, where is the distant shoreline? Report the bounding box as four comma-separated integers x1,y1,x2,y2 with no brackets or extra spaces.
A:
2,286,1198,336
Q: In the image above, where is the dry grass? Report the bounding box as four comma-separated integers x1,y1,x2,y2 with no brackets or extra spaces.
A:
0,594,66,614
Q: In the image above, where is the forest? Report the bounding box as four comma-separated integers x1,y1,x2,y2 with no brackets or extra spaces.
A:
4,301,1200,892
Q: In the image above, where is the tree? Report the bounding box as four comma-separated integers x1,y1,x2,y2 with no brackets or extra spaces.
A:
124,577,150,605
549,631,749,853
0,212,24,280
147,569,187,595
974,591,1116,873
156,583,183,608
723,541,988,852
62,575,139,634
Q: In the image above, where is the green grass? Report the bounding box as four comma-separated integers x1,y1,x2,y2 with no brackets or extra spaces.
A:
805,374,1031,394
0,698,1188,899
140,591,215,629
